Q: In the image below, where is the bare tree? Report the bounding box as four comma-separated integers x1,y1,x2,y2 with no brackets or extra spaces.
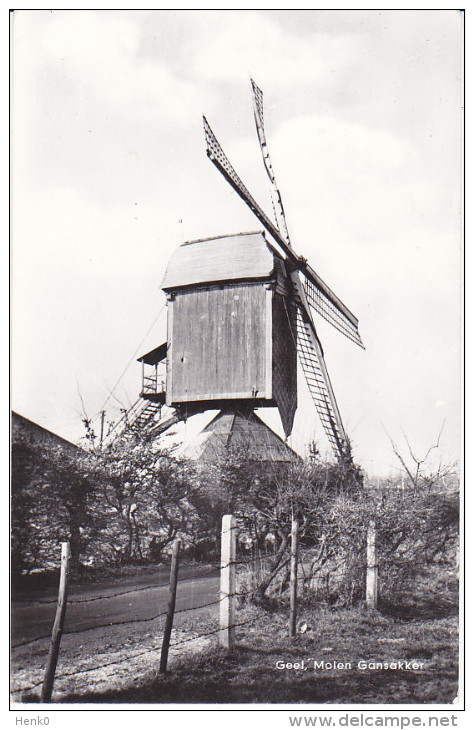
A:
385,422,458,491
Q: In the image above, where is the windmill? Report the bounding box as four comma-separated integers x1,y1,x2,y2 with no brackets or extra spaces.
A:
119,80,364,462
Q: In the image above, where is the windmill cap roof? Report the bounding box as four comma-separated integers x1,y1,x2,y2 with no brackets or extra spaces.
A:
161,231,276,290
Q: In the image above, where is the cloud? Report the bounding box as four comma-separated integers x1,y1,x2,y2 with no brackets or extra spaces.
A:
187,10,363,92
267,112,459,264
20,10,204,125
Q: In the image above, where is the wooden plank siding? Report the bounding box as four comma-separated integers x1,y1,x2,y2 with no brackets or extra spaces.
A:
272,292,298,437
168,283,271,404
166,294,174,404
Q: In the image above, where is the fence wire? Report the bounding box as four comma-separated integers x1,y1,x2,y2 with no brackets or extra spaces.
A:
12,553,274,648
11,606,263,696
12,580,261,650
12,544,342,649
17,554,268,607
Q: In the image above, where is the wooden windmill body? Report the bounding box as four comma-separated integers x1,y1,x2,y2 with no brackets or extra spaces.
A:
162,231,297,438
136,80,364,461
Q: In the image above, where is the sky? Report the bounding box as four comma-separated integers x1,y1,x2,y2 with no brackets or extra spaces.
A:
11,9,463,477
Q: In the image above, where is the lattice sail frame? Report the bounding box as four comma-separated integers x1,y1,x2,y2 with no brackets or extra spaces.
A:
251,79,290,243
294,302,346,456
303,277,364,348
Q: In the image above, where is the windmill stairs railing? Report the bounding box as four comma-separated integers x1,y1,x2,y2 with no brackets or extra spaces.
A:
101,398,163,448
130,400,163,432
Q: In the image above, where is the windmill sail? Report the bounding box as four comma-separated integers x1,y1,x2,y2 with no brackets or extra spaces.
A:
303,277,364,348
295,301,347,458
251,78,290,242
203,116,364,349
203,115,284,251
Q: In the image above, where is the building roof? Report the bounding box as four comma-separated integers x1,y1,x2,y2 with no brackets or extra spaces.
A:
12,412,83,454
180,409,300,462
137,342,167,365
161,231,275,291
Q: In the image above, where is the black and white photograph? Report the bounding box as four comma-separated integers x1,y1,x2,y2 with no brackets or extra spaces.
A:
10,8,463,716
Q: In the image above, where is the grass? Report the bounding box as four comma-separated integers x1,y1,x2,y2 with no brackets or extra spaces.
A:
56,595,458,705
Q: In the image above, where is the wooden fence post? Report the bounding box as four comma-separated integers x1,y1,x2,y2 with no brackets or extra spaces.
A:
159,538,181,673
366,520,378,609
41,541,71,703
289,518,299,638
219,514,236,650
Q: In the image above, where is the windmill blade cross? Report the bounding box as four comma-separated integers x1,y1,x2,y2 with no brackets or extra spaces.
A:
203,85,364,460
